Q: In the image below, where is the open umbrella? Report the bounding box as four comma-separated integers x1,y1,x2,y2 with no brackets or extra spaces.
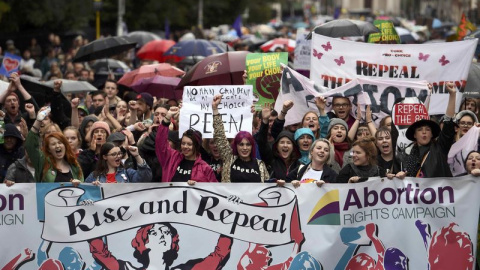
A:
176,51,249,91
163,39,226,58
260,38,296,52
306,19,380,39
464,62,480,98
89,59,131,74
73,36,136,62
126,31,161,47
19,75,69,108
131,75,181,99
118,63,185,87
395,27,420,43
136,40,177,62
44,79,97,94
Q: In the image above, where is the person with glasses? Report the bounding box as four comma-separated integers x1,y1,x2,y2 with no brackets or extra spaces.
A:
155,106,217,184
454,110,478,142
327,97,356,129
85,142,151,184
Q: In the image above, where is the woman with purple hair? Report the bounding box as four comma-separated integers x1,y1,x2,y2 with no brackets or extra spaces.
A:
212,94,269,183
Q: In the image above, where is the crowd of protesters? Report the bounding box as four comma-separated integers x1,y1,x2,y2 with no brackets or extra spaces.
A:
0,28,478,189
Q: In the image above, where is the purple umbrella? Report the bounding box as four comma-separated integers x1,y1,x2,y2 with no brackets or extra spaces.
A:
131,75,181,99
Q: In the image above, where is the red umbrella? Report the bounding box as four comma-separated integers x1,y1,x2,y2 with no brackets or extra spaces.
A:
118,63,185,87
136,40,181,62
130,75,182,99
176,51,250,91
260,38,296,52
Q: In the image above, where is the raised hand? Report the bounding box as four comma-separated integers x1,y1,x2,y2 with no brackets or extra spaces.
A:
24,103,35,115
165,106,179,121
212,94,223,111
365,105,372,123
445,81,456,95
128,100,138,111
283,100,294,112
127,146,139,156
53,80,62,92
71,98,80,108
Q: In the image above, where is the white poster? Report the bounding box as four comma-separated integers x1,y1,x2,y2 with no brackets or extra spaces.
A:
179,85,253,138
310,34,477,114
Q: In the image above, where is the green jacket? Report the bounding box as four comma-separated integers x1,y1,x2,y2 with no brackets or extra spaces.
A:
25,131,83,183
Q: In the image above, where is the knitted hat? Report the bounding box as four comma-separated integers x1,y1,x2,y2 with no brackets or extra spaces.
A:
136,92,154,108
328,118,348,134
85,121,111,140
107,132,126,143
455,110,479,124
294,128,315,141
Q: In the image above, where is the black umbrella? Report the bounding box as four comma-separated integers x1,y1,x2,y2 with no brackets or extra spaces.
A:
464,62,480,98
306,19,380,39
126,31,161,48
19,75,71,112
89,59,131,74
73,36,136,62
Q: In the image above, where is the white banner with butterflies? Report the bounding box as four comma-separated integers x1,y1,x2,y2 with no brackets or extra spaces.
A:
310,34,477,115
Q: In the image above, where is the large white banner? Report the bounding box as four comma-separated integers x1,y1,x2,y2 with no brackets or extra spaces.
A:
310,34,477,114
180,85,253,138
1,177,479,270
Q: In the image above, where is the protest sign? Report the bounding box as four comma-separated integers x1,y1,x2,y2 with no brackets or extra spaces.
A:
294,29,311,70
0,53,21,76
245,52,288,109
391,97,430,152
310,34,477,114
368,20,400,44
1,177,479,269
276,65,429,127
179,85,253,138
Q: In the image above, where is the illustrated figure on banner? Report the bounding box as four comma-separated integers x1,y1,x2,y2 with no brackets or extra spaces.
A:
415,220,475,270
88,222,233,270
335,223,409,270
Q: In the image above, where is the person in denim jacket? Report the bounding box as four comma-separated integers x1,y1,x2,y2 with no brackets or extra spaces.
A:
85,142,151,184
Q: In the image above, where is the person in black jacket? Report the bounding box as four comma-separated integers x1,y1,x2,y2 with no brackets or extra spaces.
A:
257,105,300,180
0,124,25,183
336,137,386,183
393,82,457,179
281,138,338,187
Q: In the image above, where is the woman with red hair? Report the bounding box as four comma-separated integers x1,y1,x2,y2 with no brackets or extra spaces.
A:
25,107,83,183
212,94,269,183
89,222,232,269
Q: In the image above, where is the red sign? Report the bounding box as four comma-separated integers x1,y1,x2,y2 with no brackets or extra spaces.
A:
393,103,429,125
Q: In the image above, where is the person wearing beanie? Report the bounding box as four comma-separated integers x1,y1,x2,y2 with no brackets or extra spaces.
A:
326,118,353,173
135,92,154,123
78,121,111,178
454,110,478,142
294,128,315,165
211,95,269,183
393,82,457,179
79,115,98,149
257,106,300,180
25,107,83,184
0,123,25,182
155,106,217,183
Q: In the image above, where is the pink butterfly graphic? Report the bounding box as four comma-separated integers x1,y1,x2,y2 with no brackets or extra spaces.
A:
313,49,323,60
334,56,345,66
418,52,430,61
439,55,450,66
321,41,332,51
